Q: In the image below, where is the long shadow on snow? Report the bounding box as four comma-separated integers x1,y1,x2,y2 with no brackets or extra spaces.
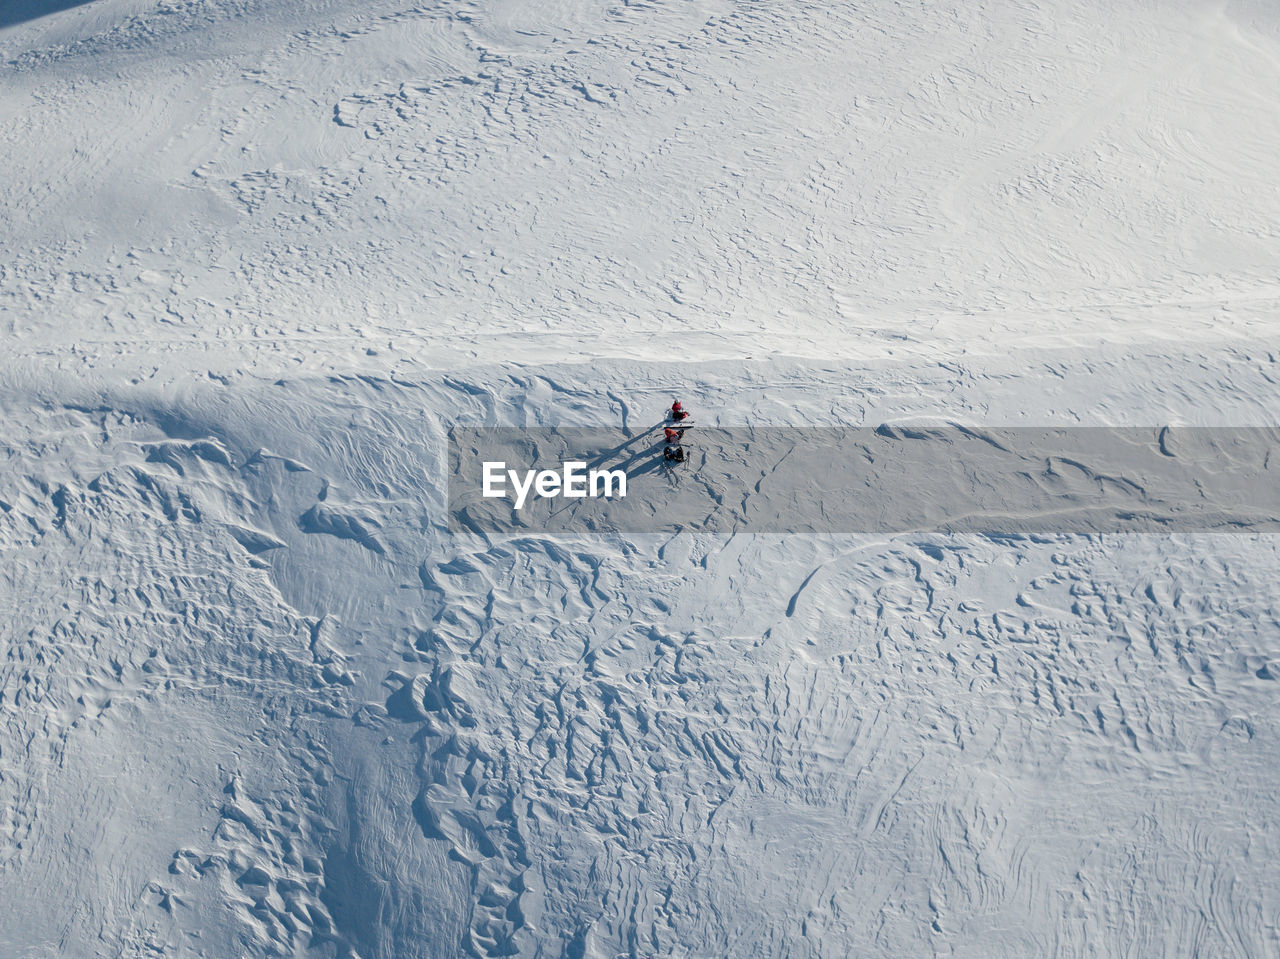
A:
0,0,98,30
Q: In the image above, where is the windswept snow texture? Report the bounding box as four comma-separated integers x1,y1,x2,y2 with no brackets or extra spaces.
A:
4,0,1280,375
4,0,1280,957
4,356,1280,958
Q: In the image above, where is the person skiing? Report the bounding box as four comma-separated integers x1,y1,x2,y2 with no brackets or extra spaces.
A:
663,403,690,464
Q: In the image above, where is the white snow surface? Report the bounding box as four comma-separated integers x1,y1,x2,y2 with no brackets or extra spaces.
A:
4,0,1280,374
3,0,1280,957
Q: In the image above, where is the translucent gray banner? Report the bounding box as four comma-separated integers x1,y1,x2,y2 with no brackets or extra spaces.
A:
447,426,1280,535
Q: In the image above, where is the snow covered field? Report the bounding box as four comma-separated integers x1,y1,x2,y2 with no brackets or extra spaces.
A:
3,0,1280,956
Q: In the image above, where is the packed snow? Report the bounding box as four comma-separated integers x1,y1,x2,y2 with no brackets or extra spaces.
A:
2,0,1280,957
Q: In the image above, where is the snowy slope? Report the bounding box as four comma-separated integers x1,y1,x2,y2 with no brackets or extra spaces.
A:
3,0,1280,957
5,351,1280,958
3,0,1280,376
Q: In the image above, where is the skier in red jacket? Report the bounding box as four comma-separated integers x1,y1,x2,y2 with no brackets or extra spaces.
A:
663,402,690,462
